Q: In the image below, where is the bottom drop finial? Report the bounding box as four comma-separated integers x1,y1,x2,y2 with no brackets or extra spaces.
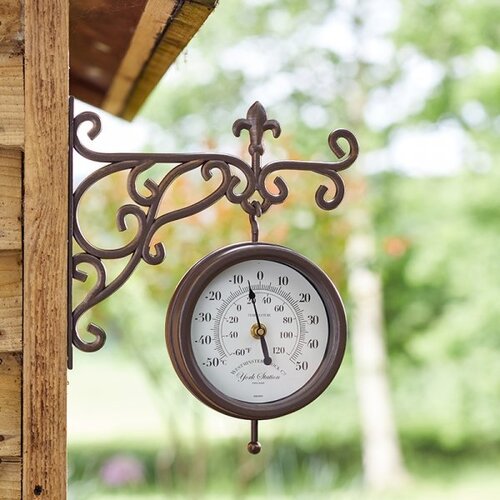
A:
247,420,261,454
247,441,262,454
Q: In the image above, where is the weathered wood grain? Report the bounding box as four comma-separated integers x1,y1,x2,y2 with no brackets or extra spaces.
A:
0,0,23,49
0,0,23,146
0,252,21,352
119,0,218,120
0,459,21,499
0,150,21,251
102,0,176,115
23,0,68,498
0,353,21,457
0,52,23,148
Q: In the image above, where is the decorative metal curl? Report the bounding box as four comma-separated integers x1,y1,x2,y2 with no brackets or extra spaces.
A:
68,97,358,367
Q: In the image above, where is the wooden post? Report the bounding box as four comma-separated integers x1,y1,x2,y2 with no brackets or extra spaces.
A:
1,0,69,498
23,1,69,498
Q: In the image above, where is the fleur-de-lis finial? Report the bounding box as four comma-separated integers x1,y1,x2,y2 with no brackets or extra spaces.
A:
232,102,281,158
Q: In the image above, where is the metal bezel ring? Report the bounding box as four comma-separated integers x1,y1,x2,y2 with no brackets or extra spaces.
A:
165,242,347,420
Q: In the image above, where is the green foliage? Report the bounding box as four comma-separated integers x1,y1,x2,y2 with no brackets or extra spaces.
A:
376,168,500,446
68,437,500,499
69,438,361,498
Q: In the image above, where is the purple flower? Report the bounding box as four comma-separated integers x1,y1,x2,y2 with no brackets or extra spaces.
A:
100,454,145,487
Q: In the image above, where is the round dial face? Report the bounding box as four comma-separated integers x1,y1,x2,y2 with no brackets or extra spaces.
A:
166,243,346,420
191,259,328,403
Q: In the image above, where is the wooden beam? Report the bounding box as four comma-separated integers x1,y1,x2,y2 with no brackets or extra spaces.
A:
23,0,68,498
102,0,177,115
105,0,217,120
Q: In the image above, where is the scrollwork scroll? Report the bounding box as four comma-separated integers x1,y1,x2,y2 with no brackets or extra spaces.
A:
69,98,358,367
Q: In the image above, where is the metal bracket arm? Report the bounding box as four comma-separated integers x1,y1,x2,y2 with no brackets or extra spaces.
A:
68,98,358,368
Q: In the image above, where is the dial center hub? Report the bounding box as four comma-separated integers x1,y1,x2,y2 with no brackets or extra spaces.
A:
250,322,267,339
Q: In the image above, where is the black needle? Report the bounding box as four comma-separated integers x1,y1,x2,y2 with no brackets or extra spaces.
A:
248,281,272,366
259,335,272,366
248,280,262,328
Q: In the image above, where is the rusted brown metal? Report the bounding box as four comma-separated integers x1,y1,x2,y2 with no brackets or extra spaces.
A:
68,97,75,369
69,99,358,366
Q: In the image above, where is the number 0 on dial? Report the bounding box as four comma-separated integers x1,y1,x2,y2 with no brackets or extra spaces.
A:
166,243,346,420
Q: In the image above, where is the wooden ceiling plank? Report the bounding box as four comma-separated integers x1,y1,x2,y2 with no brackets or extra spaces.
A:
117,0,218,121
69,0,148,109
102,0,177,116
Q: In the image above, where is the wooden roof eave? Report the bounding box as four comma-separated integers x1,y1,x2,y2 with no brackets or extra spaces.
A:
70,0,218,120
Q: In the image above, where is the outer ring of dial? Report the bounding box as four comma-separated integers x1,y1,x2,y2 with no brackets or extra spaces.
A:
165,242,347,420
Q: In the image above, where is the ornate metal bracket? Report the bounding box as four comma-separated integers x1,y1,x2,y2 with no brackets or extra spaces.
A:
68,97,358,368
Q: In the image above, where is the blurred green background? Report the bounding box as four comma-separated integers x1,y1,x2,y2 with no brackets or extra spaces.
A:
68,0,500,498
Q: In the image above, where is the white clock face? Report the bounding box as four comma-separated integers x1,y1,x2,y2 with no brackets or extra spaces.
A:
191,259,329,403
